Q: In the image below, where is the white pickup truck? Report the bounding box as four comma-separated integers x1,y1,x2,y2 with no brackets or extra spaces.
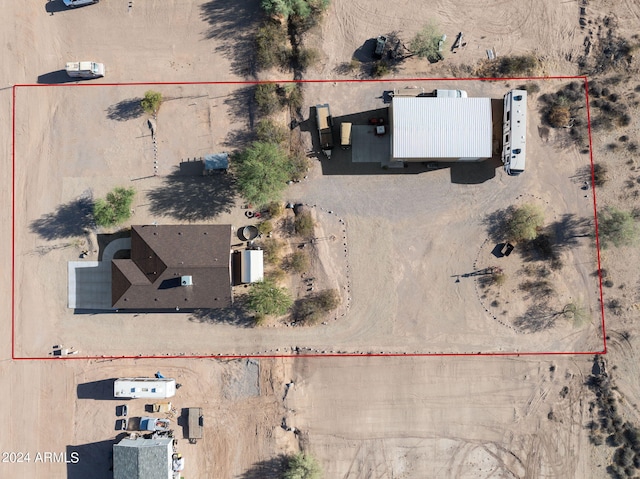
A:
65,61,105,79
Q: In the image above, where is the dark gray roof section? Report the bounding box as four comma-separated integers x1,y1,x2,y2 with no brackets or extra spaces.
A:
112,224,232,309
113,437,172,479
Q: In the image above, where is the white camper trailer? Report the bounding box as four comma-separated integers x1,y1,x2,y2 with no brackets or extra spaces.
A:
114,378,176,399
502,89,527,175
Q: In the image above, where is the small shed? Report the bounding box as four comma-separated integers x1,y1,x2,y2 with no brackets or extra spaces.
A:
203,153,229,174
241,250,264,284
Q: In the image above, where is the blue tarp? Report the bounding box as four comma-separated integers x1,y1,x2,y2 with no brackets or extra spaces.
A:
204,153,229,171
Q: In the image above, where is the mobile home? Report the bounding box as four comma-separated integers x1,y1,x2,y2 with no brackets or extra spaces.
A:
114,378,176,399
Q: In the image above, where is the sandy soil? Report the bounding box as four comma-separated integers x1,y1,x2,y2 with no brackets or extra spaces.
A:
2,0,640,478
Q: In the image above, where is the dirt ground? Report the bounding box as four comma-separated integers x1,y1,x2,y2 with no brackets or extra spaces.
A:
2,0,640,478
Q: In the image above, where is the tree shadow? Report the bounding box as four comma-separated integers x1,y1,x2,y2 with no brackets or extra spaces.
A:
106,98,144,121
223,85,256,127
237,454,288,479
513,303,557,333
188,297,253,327
482,206,514,243
146,169,237,221
30,194,94,240
199,0,262,78
549,213,592,247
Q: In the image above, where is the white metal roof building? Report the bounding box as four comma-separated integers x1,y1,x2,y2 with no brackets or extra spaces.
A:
391,97,493,161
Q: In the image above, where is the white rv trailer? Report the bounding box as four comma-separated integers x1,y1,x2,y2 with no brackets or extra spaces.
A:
502,89,527,175
114,378,176,399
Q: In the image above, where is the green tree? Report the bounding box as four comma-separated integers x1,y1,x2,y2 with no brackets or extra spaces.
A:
261,0,328,20
597,208,638,248
408,21,443,62
283,452,321,479
235,141,293,207
506,204,544,242
93,187,135,227
141,90,163,114
246,279,293,316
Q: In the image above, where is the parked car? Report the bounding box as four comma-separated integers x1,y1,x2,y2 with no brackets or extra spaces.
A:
63,0,99,7
374,35,387,58
65,61,105,79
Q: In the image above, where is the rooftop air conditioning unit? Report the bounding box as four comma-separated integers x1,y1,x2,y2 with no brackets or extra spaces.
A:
181,276,193,286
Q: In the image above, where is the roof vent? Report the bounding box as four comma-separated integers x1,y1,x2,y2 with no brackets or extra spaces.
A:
181,276,193,286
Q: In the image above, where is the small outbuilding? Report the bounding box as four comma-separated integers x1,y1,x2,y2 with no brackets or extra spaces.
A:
203,152,229,174
113,437,173,479
241,249,264,284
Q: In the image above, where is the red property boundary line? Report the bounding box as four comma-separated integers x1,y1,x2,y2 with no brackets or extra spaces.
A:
11,76,606,361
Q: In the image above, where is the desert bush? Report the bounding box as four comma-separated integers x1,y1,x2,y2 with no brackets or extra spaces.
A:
283,83,304,110
253,312,267,326
372,60,390,78
266,266,286,283
597,208,638,248
283,251,310,273
259,237,285,263
294,210,314,238
261,0,329,21
408,21,443,62
548,105,571,127
255,83,284,115
480,54,539,77
255,21,290,70
257,220,274,235
93,187,135,228
592,163,608,187
519,280,554,300
492,271,506,286
315,289,340,310
256,119,288,144
267,201,285,218
519,83,540,94
505,204,544,242
283,452,322,479
289,150,309,181
141,90,162,114
297,47,320,71
293,289,340,325
246,279,293,316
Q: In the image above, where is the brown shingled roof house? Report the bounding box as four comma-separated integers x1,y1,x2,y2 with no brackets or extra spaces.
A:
112,225,232,310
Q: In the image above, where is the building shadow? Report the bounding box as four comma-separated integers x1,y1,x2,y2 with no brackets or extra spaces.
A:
238,455,288,479
106,98,144,121
30,195,94,240
199,0,261,78
66,440,117,479
146,169,237,221
188,299,253,328
449,157,500,184
77,379,118,400
37,70,79,84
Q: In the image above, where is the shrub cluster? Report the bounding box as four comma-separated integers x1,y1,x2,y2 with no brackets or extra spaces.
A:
586,356,640,479
293,289,340,325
